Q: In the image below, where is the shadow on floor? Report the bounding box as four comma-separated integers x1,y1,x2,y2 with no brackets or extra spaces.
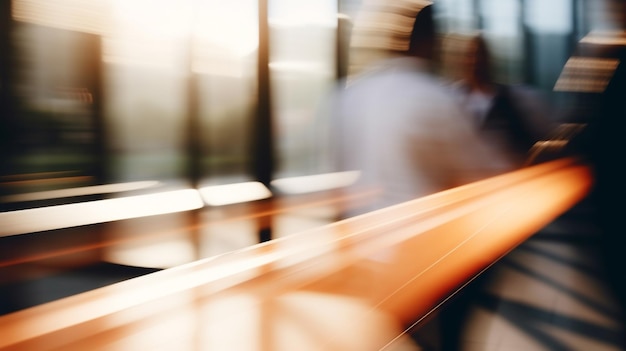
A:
0,262,161,315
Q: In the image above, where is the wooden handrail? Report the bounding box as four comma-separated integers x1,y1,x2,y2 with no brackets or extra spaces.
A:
0,158,593,351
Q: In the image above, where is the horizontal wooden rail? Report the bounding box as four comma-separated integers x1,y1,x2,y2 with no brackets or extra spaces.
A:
0,158,593,351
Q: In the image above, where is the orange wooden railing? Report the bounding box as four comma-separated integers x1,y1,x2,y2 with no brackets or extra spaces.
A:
0,158,592,351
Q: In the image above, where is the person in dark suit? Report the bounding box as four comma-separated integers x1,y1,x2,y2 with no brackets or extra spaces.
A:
446,33,555,168
437,33,557,351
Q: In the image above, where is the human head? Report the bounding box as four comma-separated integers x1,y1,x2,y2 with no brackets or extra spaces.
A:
464,34,493,86
347,0,436,77
438,32,493,84
406,3,436,61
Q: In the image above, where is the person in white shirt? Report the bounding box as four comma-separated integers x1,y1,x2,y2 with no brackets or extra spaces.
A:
327,2,514,218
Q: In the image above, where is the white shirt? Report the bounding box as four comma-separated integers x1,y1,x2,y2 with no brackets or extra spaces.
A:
328,56,514,216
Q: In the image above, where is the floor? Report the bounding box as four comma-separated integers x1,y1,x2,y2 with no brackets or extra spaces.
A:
449,198,626,351
0,262,161,315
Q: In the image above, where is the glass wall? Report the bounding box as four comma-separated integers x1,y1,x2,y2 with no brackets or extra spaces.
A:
5,2,107,203
104,0,192,184
523,0,574,91
435,0,580,92
269,0,338,179
193,0,259,186
1,0,593,263
4,0,588,194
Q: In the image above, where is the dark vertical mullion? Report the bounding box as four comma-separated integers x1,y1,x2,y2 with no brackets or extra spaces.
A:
473,0,483,30
520,0,534,85
576,0,589,41
185,25,203,259
186,36,201,189
336,1,351,83
255,0,274,188
256,0,274,242
0,0,14,174
90,36,107,185
0,0,14,207
569,0,580,56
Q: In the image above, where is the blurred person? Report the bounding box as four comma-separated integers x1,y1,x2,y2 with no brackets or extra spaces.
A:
323,4,518,349
443,33,555,167
437,33,563,351
326,2,514,219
